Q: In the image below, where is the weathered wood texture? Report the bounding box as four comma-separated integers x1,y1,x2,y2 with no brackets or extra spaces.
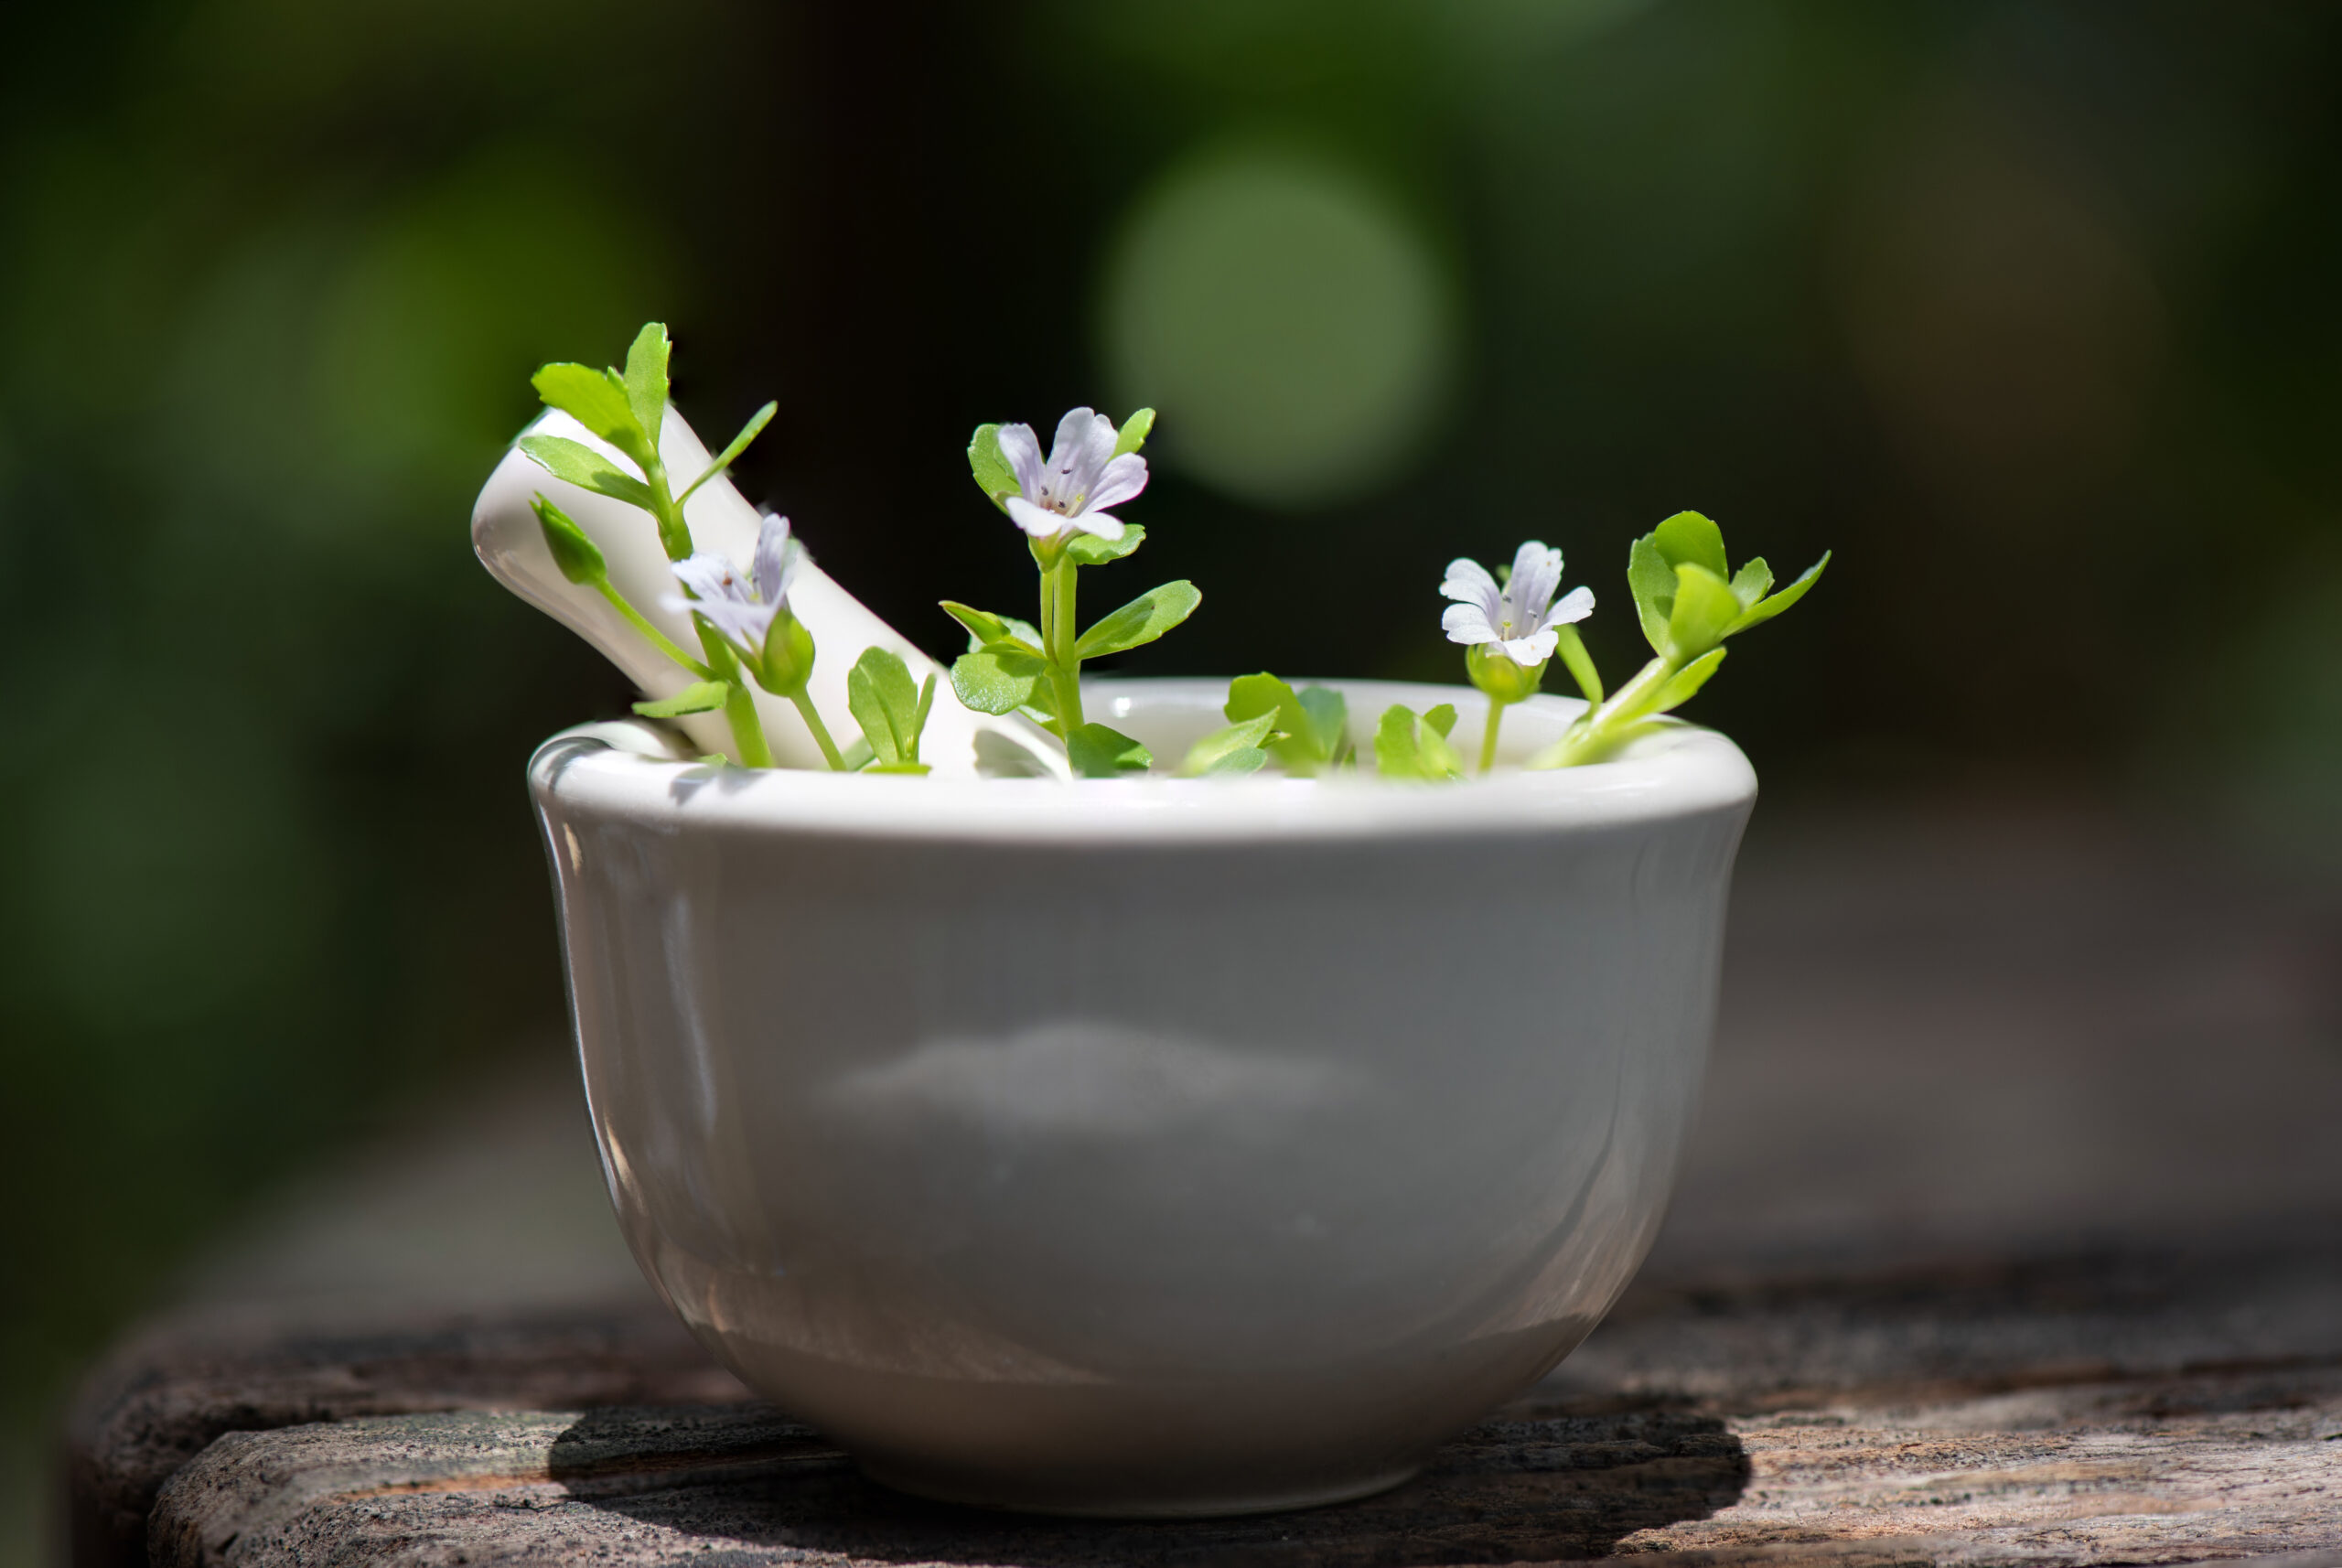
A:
104,1231,2342,1567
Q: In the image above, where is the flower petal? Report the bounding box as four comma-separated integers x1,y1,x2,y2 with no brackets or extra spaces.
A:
1044,407,1117,509
1501,629,1559,666
1538,585,1595,629
1508,542,1563,624
752,515,795,606
1084,452,1149,513
671,552,751,605
996,422,1045,499
1004,495,1068,538
1442,602,1497,644
1439,558,1503,620
1070,509,1126,542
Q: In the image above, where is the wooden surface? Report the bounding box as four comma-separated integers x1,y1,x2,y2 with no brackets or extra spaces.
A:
63,803,2342,1566
72,1231,2341,1567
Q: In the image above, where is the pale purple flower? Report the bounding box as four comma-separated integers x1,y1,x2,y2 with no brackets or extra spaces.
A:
664,513,803,654
994,408,1146,542
1441,541,1594,667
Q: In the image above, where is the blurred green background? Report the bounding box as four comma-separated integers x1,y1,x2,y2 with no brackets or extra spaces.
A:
5,0,2342,1558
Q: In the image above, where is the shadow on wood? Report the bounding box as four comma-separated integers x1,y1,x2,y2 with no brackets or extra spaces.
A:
540,1407,1752,1566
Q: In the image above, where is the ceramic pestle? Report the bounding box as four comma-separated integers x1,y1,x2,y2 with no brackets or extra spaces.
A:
472,407,1066,777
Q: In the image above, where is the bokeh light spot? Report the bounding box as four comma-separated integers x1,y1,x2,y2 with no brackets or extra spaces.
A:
1100,147,1459,510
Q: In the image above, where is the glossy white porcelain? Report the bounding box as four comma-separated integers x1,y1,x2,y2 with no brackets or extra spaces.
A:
530,680,1755,1516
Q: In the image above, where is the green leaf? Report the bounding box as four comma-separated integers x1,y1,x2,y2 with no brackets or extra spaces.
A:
1112,407,1155,456
620,323,670,454
1066,522,1147,565
868,761,933,775
1296,685,1348,761
1649,646,1728,714
1627,535,1676,656
840,735,876,772
1072,579,1201,660
968,423,1020,511
1729,556,1773,608
1552,624,1604,705
1373,704,1463,782
529,495,606,585
1178,711,1279,777
633,681,729,717
531,362,650,465
1226,671,1337,773
1724,551,1829,636
678,401,776,505
939,601,1042,653
1068,723,1152,778
517,435,653,510
846,648,927,767
1650,510,1729,578
1666,563,1743,660
950,647,1046,714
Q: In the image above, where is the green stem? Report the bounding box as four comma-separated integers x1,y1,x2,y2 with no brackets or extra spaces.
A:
1532,655,1677,769
1553,625,1604,706
1479,699,1506,775
697,630,773,768
790,688,847,770
642,454,693,562
596,580,708,674
1041,553,1085,736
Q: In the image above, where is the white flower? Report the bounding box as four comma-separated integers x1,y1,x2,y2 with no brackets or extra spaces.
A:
664,513,803,654
994,408,1147,542
1441,541,1594,667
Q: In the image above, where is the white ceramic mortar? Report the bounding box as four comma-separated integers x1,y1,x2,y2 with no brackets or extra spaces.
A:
529,680,1755,1516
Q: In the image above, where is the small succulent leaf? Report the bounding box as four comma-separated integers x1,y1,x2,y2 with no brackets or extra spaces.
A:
939,601,1043,653
1729,557,1773,608
1226,671,1327,772
1724,551,1830,636
840,735,876,772
1112,407,1155,457
968,424,1019,512
1650,510,1730,578
911,673,937,757
1067,523,1145,565
949,648,1045,714
1178,712,1279,778
1417,720,1465,780
1072,579,1200,660
1374,704,1423,779
1297,686,1348,761
517,435,653,510
531,363,649,462
620,323,671,451
1627,535,1677,655
847,647,924,767
530,495,606,585
632,681,729,717
1666,563,1743,660
867,761,933,776
1649,646,1728,714
679,402,776,504
1376,706,1460,780
1068,723,1152,778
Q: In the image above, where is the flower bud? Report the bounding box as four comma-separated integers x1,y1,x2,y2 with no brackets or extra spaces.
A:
1466,643,1545,705
756,607,817,695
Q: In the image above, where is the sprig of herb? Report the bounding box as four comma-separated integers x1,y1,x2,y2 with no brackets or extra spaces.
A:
1525,511,1827,769
946,408,1201,777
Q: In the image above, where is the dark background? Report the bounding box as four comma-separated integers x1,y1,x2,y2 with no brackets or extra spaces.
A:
5,2,2341,1558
